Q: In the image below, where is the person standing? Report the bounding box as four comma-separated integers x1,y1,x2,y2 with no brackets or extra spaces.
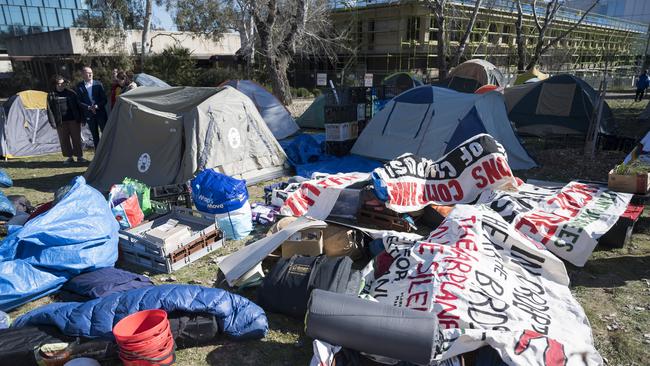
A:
76,66,108,148
47,75,88,164
117,71,138,93
635,70,649,102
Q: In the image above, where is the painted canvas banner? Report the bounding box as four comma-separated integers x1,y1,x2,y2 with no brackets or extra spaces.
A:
478,182,632,266
372,134,521,213
367,205,601,366
279,173,370,219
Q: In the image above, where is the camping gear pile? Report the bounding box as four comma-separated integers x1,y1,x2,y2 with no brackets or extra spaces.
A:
0,70,643,365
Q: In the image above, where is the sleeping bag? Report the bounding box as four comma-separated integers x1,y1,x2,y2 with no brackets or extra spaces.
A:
13,285,268,341
0,176,119,311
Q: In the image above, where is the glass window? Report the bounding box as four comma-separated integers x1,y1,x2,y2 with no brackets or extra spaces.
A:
44,0,58,7
406,16,420,42
0,6,6,24
7,5,22,24
0,0,7,5
26,0,42,5
8,0,25,5
24,6,41,26
61,0,75,8
76,0,87,9
56,8,72,27
40,7,57,26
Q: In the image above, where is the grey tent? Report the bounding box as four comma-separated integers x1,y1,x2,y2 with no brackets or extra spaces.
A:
221,80,299,139
84,86,288,191
352,86,537,170
504,74,615,136
447,59,505,93
0,90,93,158
134,73,171,88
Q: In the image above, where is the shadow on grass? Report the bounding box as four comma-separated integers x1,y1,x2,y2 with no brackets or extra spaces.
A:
570,254,650,288
1,160,90,169
11,172,80,193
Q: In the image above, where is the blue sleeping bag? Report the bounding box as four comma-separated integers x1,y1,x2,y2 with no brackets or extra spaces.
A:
0,168,12,188
13,285,268,341
0,176,119,311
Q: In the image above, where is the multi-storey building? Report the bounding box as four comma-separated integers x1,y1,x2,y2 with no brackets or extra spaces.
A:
310,0,648,84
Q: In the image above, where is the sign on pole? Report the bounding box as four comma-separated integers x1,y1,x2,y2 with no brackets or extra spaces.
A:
316,73,327,86
364,73,373,87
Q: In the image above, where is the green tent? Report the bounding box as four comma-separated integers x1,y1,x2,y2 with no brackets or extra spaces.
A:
296,94,327,129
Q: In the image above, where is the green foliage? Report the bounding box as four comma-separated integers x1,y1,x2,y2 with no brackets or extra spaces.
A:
311,88,322,97
0,63,35,97
76,54,134,89
292,87,313,98
614,160,650,175
195,68,242,87
144,46,198,86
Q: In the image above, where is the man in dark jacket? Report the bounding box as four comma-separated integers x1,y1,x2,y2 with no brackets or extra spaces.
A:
48,75,88,164
75,66,108,148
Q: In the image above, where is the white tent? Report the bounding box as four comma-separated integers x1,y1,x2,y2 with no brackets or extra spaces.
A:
223,80,299,140
352,86,537,170
1,90,93,158
85,86,288,191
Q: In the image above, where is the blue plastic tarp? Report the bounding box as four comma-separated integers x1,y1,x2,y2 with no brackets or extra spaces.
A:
14,284,269,341
280,133,382,178
0,176,119,311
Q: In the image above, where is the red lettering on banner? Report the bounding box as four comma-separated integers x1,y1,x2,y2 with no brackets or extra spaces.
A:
516,213,567,244
449,179,464,200
428,225,449,240
302,183,321,196
483,159,501,184
472,166,488,189
406,291,429,308
496,156,513,177
409,262,438,278
439,184,451,202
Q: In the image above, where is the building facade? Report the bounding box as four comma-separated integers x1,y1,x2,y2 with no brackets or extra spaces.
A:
0,0,95,51
567,0,650,25
310,0,648,85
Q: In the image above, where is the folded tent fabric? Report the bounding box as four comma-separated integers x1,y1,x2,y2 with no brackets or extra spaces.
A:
62,267,154,299
13,284,269,341
0,176,119,311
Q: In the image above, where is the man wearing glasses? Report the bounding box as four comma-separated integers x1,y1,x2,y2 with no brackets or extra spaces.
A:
75,66,108,149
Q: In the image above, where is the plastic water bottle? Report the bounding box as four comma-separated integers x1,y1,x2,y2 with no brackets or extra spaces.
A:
0,310,10,329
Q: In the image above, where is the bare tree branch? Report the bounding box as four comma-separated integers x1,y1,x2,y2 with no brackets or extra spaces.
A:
540,0,599,54
452,0,483,67
531,0,542,32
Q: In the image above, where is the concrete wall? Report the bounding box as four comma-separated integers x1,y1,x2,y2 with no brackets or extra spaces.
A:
5,28,241,58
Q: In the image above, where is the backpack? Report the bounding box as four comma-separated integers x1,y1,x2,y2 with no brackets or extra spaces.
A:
257,255,360,319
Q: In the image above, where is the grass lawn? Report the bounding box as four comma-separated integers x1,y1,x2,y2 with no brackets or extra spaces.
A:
2,97,650,365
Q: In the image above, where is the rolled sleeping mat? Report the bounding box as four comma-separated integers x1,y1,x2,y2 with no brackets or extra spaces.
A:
305,289,437,365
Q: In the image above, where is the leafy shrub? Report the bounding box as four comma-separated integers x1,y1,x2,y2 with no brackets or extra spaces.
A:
196,68,243,87
312,88,322,97
144,46,198,86
293,87,313,98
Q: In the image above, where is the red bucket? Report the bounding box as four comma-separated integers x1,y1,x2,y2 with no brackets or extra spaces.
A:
113,310,175,366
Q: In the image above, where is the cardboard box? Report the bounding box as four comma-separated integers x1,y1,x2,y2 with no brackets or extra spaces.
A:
608,169,650,194
281,229,323,258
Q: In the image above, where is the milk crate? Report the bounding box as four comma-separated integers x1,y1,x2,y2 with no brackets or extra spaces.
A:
150,183,192,209
118,207,224,273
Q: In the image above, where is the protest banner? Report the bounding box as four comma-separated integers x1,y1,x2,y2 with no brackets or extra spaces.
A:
478,182,632,266
373,134,521,213
279,173,370,219
367,205,601,366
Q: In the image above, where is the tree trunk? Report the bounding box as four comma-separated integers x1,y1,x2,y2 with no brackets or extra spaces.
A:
141,0,153,69
514,0,525,72
435,3,447,81
268,56,292,105
451,0,482,67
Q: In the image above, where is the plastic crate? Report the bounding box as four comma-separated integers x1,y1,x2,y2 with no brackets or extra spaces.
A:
118,207,224,273
150,183,192,209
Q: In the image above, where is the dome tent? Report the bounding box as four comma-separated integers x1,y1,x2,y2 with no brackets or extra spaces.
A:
84,86,288,191
504,74,615,137
0,90,93,158
447,59,505,93
221,80,299,139
352,85,537,170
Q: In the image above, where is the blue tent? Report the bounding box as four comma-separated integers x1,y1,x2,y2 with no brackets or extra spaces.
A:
352,86,538,170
